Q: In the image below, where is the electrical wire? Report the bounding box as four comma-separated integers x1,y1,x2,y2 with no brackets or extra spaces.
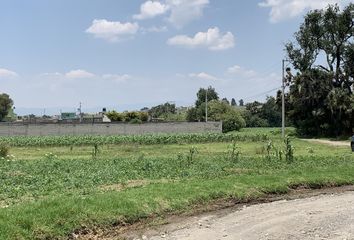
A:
242,86,281,101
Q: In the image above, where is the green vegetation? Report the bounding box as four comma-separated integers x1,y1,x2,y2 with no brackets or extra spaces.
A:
148,102,177,119
285,3,354,137
186,86,246,132
242,96,282,128
0,143,9,159
0,93,13,122
105,110,149,123
0,131,270,147
0,128,353,239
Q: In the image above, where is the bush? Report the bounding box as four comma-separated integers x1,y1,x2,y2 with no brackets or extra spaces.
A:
241,110,269,127
186,107,198,122
222,111,246,133
139,112,149,122
124,111,140,122
106,111,123,122
0,143,9,158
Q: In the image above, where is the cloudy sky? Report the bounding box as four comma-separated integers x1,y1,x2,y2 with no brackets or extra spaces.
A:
0,0,351,114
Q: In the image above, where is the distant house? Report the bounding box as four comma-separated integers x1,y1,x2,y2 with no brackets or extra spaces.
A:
61,112,78,120
82,113,110,123
59,112,78,123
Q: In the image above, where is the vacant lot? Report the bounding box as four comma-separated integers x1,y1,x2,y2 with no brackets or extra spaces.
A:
0,128,353,239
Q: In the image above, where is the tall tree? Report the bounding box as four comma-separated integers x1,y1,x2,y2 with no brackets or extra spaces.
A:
195,86,219,107
231,98,237,106
222,98,230,105
149,102,176,118
0,93,14,121
285,3,354,136
239,99,244,107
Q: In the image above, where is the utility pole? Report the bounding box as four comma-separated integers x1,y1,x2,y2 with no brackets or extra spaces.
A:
282,59,287,139
205,88,208,122
78,102,82,123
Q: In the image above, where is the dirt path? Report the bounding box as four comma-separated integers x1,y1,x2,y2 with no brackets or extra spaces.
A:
302,139,350,147
130,188,354,240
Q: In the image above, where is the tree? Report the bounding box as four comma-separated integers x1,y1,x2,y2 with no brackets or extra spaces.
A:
0,93,13,121
195,86,219,107
260,96,281,127
149,102,176,118
245,101,262,115
222,98,230,105
241,97,281,128
186,107,199,122
106,110,123,122
242,101,268,127
231,98,237,106
187,88,245,132
285,3,354,136
239,99,244,107
222,111,246,133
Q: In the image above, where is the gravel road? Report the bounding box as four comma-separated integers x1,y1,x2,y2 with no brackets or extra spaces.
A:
139,191,354,240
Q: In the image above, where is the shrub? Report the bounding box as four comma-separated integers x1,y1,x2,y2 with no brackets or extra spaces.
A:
0,143,9,158
106,111,123,122
124,111,140,122
222,111,246,133
139,112,149,122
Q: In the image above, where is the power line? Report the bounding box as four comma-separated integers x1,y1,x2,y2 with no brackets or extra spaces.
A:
242,86,281,101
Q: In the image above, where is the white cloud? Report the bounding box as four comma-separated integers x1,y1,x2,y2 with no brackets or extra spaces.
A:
167,27,235,51
133,0,209,27
102,74,132,83
259,0,350,23
227,65,257,78
0,68,18,78
189,72,218,81
133,1,169,20
86,19,139,42
167,0,209,27
65,70,95,79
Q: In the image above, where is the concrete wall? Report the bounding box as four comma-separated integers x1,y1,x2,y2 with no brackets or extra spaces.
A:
0,122,222,136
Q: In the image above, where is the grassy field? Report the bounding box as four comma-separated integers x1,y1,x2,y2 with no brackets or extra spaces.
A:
0,128,353,239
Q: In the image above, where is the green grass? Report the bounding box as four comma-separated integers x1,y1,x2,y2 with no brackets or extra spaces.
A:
0,128,353,239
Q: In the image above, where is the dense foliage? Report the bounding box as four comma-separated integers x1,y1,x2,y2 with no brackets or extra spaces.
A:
0,93,13,121
285,4,354,136
195,86,219,107
242,96,282,127
106,111,148,123
186,87,246,132
148,102,176,119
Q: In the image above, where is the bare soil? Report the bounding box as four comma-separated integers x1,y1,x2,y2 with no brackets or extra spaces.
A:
74,186,354,240
133,186,354,240
302,139,350,147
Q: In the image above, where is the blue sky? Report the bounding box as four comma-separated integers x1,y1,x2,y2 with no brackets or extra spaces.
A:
0,0,351,114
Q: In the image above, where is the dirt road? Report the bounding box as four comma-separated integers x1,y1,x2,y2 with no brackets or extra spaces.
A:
135,190,354,240
302,139,350,147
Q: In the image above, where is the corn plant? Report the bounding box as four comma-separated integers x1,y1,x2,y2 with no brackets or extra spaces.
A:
228,141,241,162
284,136,294,163
187,146,198,165
92,143,100,159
